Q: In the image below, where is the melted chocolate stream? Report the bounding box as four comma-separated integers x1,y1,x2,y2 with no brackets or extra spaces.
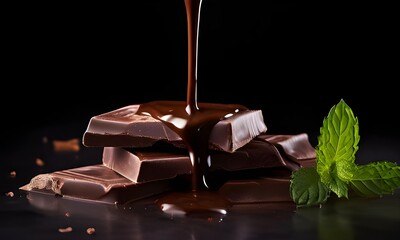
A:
185,0,200,111
137,0,242,216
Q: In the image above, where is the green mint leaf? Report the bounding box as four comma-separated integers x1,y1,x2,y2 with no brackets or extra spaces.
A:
316,99,360,198
349,161,400,197
319,163,349,198
290,167,330,207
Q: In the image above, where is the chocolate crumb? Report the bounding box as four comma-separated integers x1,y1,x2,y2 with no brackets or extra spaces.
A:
36,158,45,166
53,138,80,152
5,192,14,197
86,227,95,235
58,227,72,233
9,171,16,178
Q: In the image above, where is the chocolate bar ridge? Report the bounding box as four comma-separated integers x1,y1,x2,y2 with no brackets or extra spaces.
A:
257,133,316,168
83,104,267,153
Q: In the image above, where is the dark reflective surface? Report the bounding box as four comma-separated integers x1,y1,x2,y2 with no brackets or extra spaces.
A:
1,124,399,240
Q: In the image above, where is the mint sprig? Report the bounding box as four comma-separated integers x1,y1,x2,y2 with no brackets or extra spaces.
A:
290,99,400,207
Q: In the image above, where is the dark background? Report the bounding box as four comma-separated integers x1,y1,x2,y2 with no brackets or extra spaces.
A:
1,2,399,239
3,1,399,147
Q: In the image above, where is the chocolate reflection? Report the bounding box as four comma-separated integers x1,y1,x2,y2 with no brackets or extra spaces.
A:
23,190,296,239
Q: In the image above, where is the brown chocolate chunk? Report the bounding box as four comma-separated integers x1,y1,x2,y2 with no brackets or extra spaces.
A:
102,146,191,183
19,164,171,205
83,103,267,153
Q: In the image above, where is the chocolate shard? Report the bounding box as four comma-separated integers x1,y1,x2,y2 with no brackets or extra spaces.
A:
19,165,171,205
102,133,316,183
82,104,267,153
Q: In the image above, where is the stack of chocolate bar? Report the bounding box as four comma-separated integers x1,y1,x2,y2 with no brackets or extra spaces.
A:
20,103,316,205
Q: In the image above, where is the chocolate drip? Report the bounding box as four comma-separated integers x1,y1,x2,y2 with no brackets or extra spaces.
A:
137,0,237,216
138,101,246,191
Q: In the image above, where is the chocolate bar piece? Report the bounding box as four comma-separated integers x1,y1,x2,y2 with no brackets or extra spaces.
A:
218,177,292,203
102,146,192,183
19,165,171,205
212,136,308,203
102,134,316,183
82,103,267,153
257,133,316,168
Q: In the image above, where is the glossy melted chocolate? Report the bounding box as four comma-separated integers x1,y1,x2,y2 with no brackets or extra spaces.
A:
137,0,236,216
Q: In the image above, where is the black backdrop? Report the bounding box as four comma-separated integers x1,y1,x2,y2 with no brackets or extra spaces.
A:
3,1,398,147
